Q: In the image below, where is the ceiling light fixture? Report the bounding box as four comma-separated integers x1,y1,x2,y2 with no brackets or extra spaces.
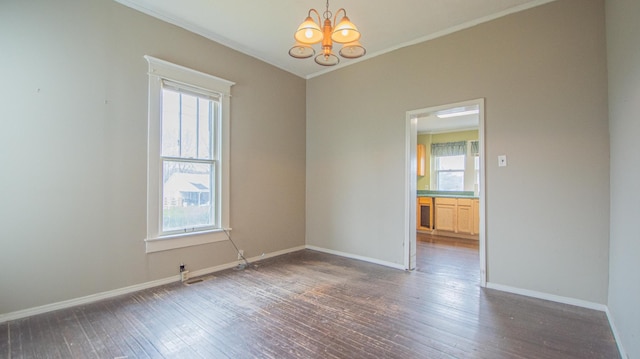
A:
289,0,366,66
436,109,480,119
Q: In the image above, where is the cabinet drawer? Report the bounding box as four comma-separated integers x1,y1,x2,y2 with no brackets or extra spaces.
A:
418,197,432,205
436,197,457,205
457,198,472,206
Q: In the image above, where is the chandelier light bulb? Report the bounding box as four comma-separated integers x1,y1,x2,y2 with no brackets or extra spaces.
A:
305,29,314,39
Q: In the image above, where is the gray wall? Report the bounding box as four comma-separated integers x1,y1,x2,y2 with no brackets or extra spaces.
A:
606,0,640,356
306,0,610,303
0,0,306,314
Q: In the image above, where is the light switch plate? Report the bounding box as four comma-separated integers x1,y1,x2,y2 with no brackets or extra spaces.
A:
498,155,507,167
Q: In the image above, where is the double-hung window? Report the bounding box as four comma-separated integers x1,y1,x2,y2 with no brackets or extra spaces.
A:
144,56,234,253
161,82,217,233
431,141,467,191
435,155,465,191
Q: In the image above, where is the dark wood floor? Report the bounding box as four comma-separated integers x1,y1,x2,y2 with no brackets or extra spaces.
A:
1,236,619,358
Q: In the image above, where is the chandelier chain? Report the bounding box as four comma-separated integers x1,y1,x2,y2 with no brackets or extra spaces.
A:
323,0,332,20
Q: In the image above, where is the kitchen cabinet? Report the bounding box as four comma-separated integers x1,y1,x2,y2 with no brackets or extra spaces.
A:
472,199,480,235
434,198,457,232
433,197,480,239
417,144,426,176
456,198,473,234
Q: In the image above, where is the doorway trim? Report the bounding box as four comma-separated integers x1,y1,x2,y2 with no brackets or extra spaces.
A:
404,98,486,287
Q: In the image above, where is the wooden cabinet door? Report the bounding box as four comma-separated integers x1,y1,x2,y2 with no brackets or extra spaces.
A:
472,199,480,235
457,204,473,234
435,198,456,232
417,144,426,176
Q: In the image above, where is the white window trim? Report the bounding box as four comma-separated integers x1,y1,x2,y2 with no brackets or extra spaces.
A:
144,55,234,253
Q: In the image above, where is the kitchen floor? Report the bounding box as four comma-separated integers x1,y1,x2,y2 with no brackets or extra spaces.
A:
416,232,480,284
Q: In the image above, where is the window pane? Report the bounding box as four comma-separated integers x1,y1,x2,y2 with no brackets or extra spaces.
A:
162,161,214,232
475,156,480,185
438,171,464,191
436,155,465,170
161,89,180,157
161,88,215,160
180,94,198,159
198,98,213,160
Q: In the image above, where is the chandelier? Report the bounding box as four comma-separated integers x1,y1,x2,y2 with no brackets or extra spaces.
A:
288,0,366,66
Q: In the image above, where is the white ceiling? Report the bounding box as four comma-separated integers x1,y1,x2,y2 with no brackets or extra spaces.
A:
115,0,554,79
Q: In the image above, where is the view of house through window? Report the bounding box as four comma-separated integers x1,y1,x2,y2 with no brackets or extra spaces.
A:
161,86,219,233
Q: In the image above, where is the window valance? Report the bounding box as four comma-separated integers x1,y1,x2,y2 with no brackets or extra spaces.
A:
471,140,479,156
431,141,467,157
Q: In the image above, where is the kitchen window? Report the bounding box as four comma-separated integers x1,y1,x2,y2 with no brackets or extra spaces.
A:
435,155,465,191
431,141,467,191
144,56,234,253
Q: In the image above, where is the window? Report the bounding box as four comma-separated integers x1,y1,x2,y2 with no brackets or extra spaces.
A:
431,140,467,191
474,155,480,188
160,83,218,234
435,155,465,191
144,56,234,253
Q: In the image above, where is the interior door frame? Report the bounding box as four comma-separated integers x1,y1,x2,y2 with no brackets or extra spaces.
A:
404,98,487,287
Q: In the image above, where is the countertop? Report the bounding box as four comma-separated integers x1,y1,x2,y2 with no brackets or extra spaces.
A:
417,190,478,199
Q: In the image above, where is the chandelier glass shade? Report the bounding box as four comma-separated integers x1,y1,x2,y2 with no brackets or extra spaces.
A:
289,1,366,66
288,42,315,59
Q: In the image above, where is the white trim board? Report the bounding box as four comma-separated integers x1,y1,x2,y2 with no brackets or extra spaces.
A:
0,245,306,324
486,282,607,311
604,307,629,359
305,245,406,271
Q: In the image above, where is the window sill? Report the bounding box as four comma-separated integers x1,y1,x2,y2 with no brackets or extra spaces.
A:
145,229,229,253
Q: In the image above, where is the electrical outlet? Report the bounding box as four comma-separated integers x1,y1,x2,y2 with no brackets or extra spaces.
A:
238,250,244,260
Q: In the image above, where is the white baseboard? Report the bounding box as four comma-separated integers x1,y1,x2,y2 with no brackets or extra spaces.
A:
604,307,629,359
0,245,307,324
187,245,307,278
305,245,406,271
481,283,628,358
486,282,607,311
0,276,179,324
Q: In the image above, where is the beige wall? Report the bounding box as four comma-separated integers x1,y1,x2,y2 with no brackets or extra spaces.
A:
307,0,610,303
606,0,640,356
0,0,306,314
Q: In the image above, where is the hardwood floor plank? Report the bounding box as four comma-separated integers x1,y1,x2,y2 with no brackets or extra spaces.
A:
0,323,8,359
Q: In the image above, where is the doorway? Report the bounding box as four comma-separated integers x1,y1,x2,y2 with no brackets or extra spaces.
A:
404,98,486,287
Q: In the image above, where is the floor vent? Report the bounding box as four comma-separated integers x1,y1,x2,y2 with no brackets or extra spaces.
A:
184,275,215,285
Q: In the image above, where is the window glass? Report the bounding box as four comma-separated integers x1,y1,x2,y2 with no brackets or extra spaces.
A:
436,155,465,191
160,88,218,234
162,161,214,232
